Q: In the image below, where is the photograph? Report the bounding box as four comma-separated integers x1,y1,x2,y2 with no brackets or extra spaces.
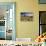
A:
21,12,33,21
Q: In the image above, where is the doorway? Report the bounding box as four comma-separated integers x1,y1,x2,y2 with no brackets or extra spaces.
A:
0,2,16,40
39,11,46,35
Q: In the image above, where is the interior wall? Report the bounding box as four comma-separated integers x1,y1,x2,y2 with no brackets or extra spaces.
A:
16,0,39,40
39,4,46,11
0,0,46,40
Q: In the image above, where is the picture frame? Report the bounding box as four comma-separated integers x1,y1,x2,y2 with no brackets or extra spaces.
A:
39,0,46,4
21,12,33,21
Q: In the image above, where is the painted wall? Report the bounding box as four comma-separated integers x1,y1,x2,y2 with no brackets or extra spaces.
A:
0,0,46,40
39,4,46,11
16,0,39,40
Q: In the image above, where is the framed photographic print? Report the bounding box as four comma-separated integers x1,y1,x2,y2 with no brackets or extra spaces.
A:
39,0,46,4
21,12,33,21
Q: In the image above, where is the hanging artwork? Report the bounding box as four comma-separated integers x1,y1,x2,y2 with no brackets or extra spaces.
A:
21,12,33,21
39,0,46,4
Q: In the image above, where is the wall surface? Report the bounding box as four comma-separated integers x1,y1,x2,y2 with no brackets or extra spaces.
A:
0,0,46,40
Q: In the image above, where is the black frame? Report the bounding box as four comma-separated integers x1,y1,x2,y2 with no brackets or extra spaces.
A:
39,12,40,36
